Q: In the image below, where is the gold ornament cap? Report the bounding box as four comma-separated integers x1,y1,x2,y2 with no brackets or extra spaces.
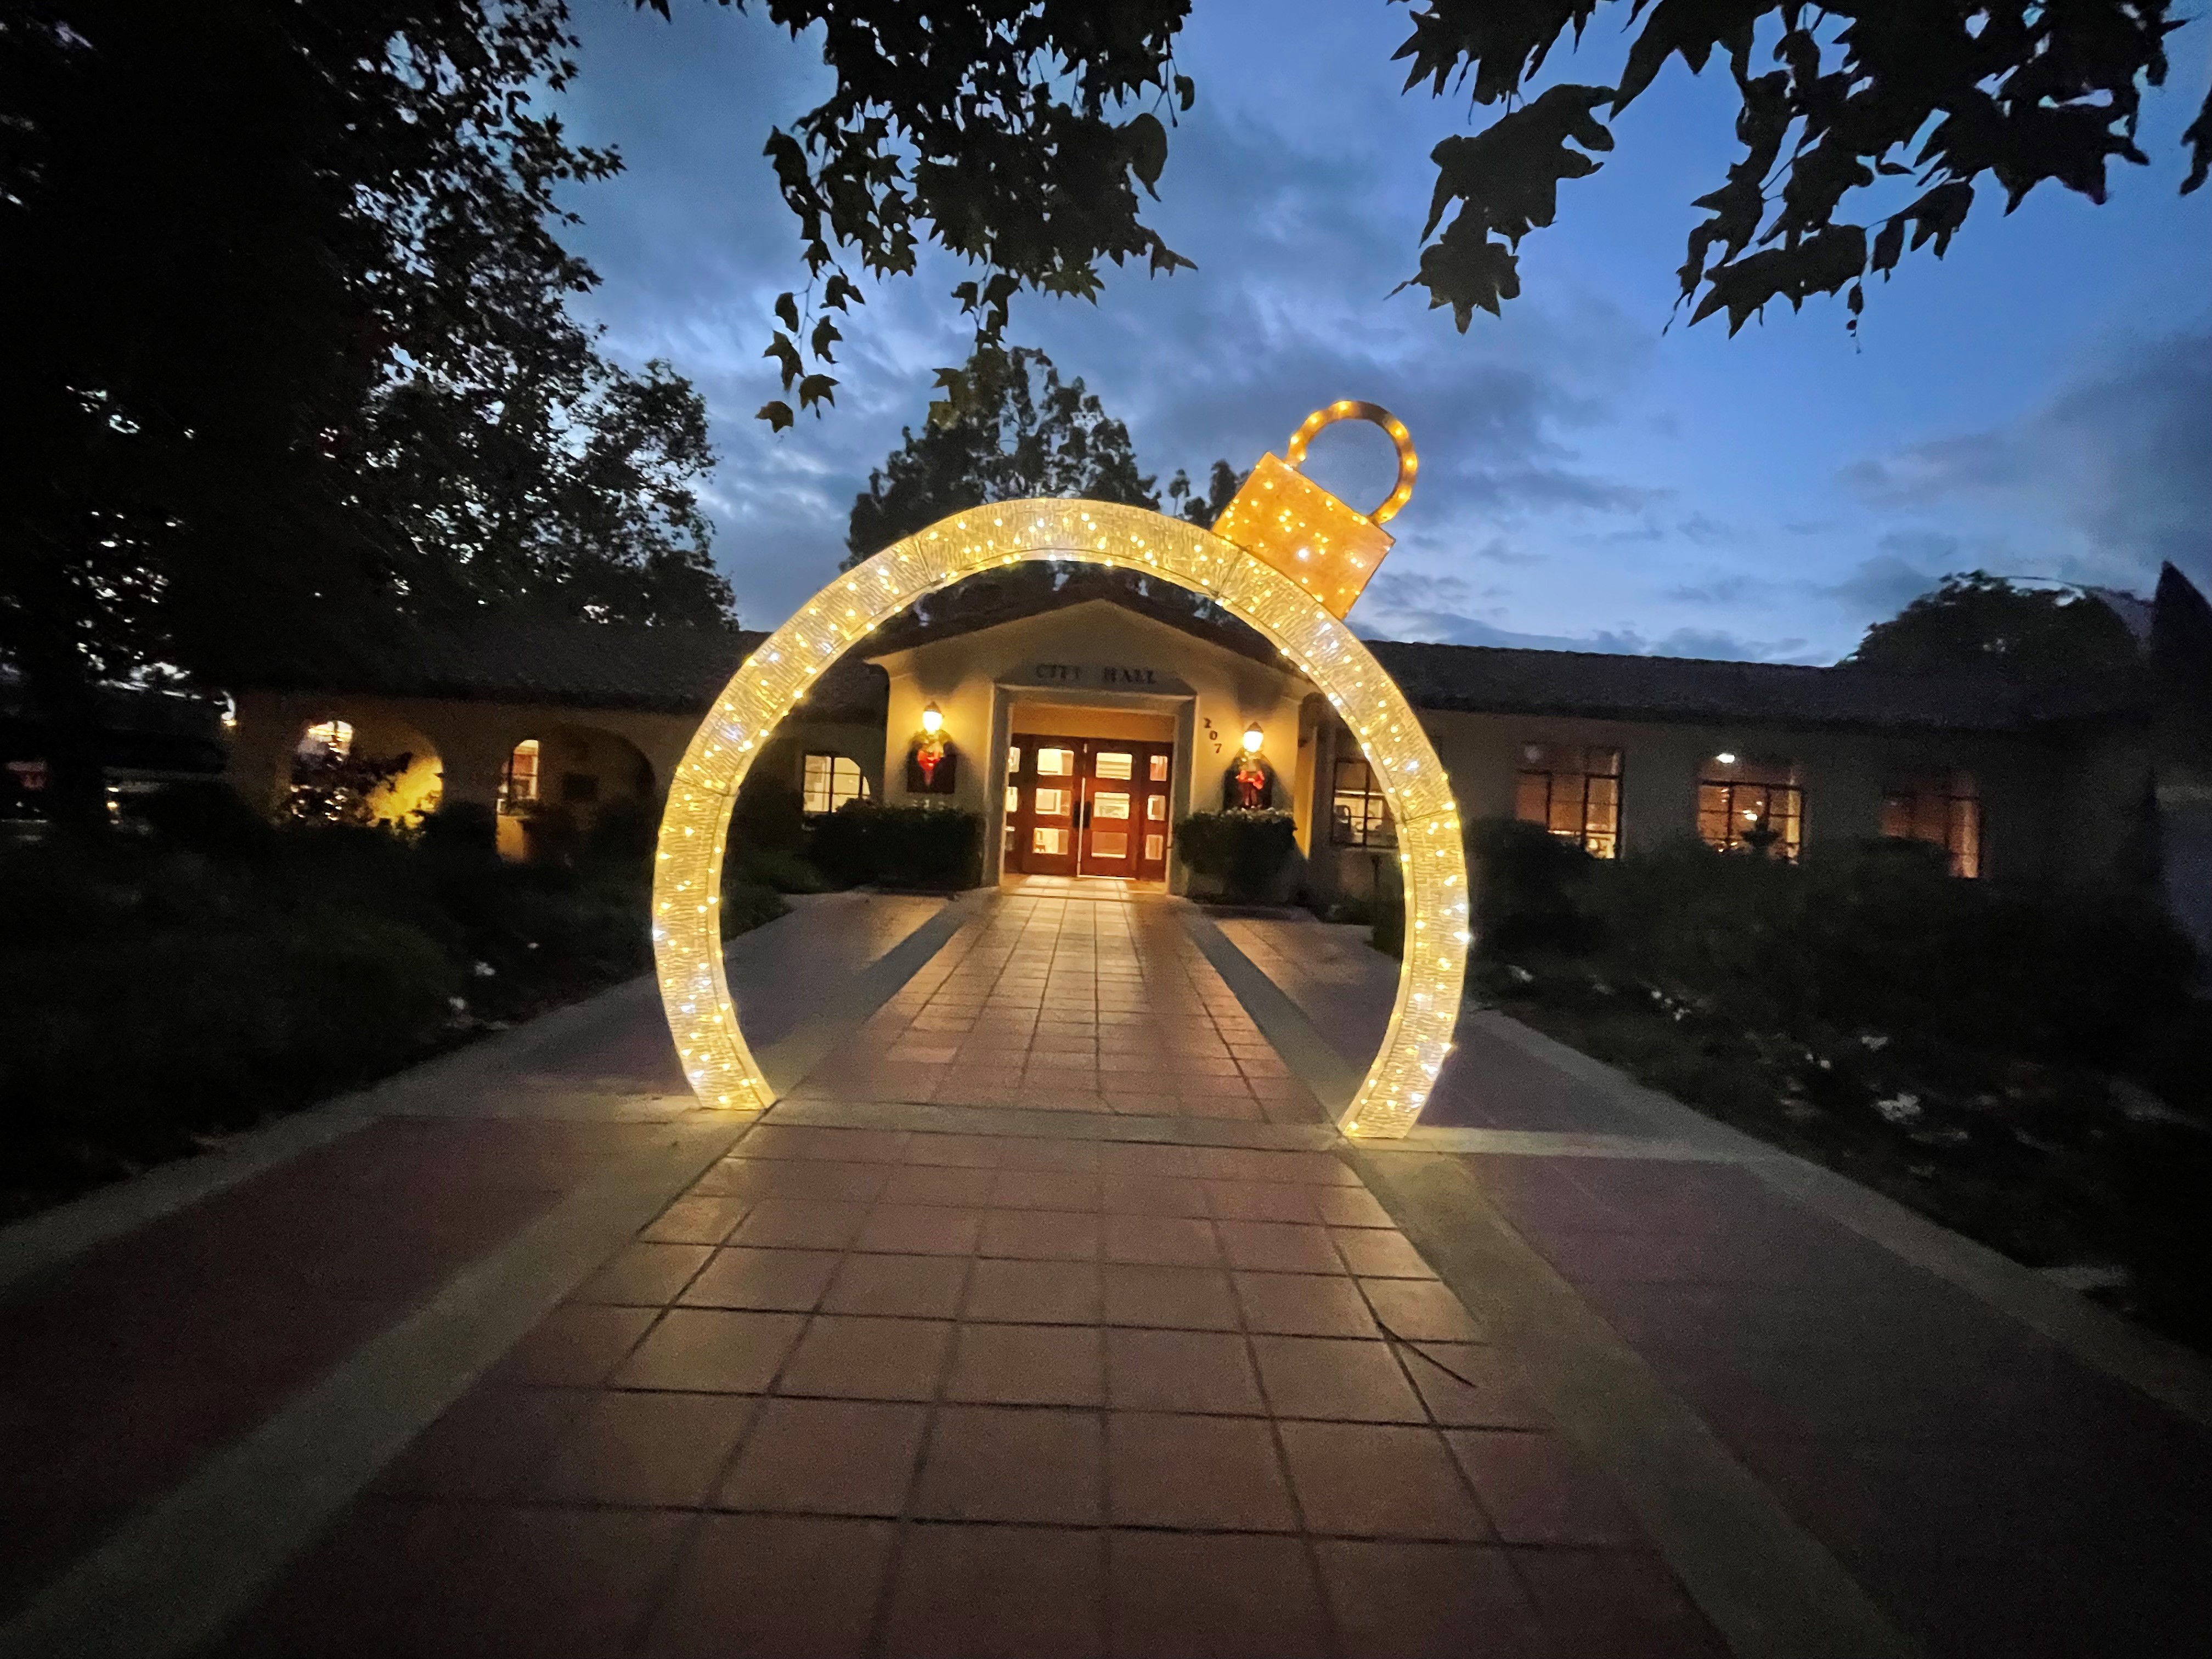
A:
1210,400,1417,618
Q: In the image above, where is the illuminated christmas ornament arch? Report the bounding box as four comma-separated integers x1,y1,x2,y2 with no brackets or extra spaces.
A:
652,499,1469,1138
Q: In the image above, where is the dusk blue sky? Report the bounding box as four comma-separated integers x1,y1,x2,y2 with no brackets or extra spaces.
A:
549,0,2212,663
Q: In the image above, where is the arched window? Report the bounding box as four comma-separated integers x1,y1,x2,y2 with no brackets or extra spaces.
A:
500,739,541,812
297,719,353,762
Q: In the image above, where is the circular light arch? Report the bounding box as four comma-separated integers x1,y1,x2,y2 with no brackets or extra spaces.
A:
652,499,1468,1138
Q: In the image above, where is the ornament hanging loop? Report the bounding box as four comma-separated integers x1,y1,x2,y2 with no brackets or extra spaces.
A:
1284,401,1418,526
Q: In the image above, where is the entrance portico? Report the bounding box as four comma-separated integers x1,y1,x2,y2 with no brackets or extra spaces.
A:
866,592,1320,893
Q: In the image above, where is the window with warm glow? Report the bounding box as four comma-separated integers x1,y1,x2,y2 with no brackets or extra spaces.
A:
1095,752,1134,780
1034,788,1070,817
1882,772,1981,877
1037,748,1074,776
802,753,869,815
298,719,353,762
498,738,540,812
1330,758,1396,848
1514,744,1622,857
1698,758,1803,859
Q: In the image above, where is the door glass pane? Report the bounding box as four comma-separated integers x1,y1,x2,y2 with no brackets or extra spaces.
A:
1144,833,1165,862
1092,832,1127,857
1008,746,1022,774
1037,748,1073,776
1035,788,1069,816
1033,827,1067,854
1149,754,1169,781
1146,796,1166,821
1005,787,1019,813
1094,752,1133,780
1094,792,1130,820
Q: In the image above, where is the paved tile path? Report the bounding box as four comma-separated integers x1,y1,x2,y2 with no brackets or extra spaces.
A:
3,888,2210,1658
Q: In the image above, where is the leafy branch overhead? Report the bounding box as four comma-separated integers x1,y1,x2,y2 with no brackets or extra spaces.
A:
660,0,2210,428
1395,0,2211,336
648,1,1198,429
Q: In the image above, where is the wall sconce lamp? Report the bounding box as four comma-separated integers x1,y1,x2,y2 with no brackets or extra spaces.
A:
1714,751,1737,765
921,702,945,735
1242,722,1265,755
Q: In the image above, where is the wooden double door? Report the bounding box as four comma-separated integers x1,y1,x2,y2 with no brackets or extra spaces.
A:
1006,736,1175,879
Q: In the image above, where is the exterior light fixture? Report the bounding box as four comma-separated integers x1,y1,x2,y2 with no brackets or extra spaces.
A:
920,702,944,735
1715,751,1738,765
654,417,1466,1139
1242,723,1265,754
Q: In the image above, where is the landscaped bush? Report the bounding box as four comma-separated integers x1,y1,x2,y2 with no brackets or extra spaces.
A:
1175,809,1297,902
726,774,836,892
810,800,981,890
2,912,457,1187
0,782,786,1219
1461,815,2212,1350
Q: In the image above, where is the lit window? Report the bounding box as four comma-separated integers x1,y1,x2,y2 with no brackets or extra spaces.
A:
1008,746,1022,774
1149,754,1170,782
1095,752,1134,780
1094,792,1131,820
803,753,869,815
1037,748,1074,776
1698,757,1803,859
1144,833,1165,862
1092,831,1128,857
298,719,353,762
1882,772,1981,877
499,740,540,812
1034,788,1070,816
1006,786,1020,813
1146,795,1166,821
1514,744,1621,858
1034,826,1068,854
1330,758,1396,848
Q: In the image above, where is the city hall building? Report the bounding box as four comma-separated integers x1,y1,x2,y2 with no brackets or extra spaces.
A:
220,562,2212,944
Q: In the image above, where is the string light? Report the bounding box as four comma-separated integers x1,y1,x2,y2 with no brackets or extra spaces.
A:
651,497,1469,1139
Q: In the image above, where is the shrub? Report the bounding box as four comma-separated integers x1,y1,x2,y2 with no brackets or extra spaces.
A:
582,795,657,878
1175,810,1297,902
419,800,498,859
0,913,458,1174
138,780,279,861
811,801,981,889
1466,817,1600,957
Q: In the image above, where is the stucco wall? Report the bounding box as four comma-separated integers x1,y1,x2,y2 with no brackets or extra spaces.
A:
1308,703,2123,895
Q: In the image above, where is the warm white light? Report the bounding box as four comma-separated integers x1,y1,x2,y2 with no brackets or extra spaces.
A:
1716,751,1738,765
920,702,944,735
652,499,1469,1139
1242,723,1265,755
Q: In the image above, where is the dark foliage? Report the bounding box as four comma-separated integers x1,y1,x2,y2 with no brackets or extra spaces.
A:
810,801,982,889
1175,809,1298,902
1,0,729,825
0,782,793,1217
1466,816,2212,1348
1846,571,2142,680
676,1,2207,412
684,0,1197,428
1392,1,2210,337
846,346,1164,565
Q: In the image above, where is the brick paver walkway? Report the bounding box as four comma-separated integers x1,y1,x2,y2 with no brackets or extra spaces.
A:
205,889,1720,1659
797,892,1320,1124
222,1124,1714,1659
1227,912,2212,1659
9,889,2210,1658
